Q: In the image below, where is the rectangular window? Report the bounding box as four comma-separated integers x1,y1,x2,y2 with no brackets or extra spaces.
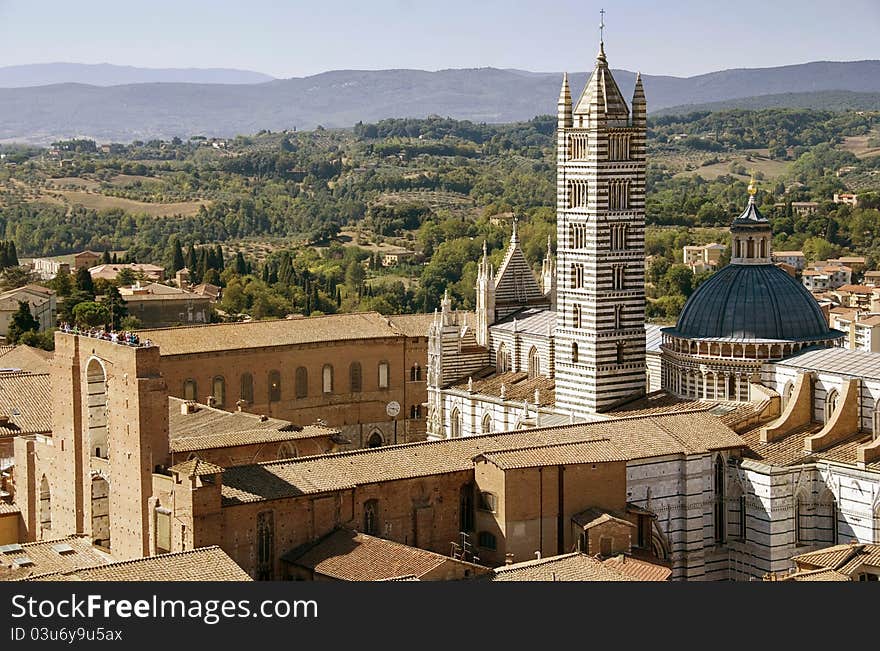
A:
156,509,170,554
378,362,389,389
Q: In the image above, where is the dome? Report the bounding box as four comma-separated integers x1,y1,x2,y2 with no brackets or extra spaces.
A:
671,264,839,341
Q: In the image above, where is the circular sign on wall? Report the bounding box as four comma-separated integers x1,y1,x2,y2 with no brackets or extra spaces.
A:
386,400,401,418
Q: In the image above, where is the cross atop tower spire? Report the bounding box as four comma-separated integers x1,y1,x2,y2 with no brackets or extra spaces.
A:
599,8,606,44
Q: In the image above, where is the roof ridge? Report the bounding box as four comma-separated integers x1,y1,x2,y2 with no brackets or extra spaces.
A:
70,545,224,574
478,437,613,457
139,310,390,334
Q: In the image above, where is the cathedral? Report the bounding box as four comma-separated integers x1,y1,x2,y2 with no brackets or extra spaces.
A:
426,38,880,578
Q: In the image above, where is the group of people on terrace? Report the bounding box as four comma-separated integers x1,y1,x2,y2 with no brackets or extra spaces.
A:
58,322,153,347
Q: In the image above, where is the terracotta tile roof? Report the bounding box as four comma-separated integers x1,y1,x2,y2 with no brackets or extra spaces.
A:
0,502,20,515
0,373,52,438
572,508,636,531
792,542,880,577
601,555,672,581
0,345,52,375
283,529,487,581
168,457,225,478
220,412,744,505
139,311,404,355
477,440,627,470
491,308,556,336
490,553,635,581
783,568,851,581
0,536,110,581
452,371,555,407
168,398,337,452
385,313,438,338
26,546,251,581
742,422,880,470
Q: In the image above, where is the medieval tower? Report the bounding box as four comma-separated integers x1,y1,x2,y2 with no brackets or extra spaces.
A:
553,36,647,416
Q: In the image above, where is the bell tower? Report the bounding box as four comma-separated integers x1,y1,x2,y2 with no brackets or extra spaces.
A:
554,22,647,416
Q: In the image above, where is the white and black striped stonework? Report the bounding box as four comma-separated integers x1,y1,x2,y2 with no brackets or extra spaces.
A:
554,46,647,416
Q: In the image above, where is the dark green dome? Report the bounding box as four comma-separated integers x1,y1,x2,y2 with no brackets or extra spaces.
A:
670,264,840,341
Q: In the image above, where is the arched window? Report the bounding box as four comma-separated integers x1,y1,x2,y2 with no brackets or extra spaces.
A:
759,238,766,258
572,342,579,364
39,475,51,538
212,375,226,408
613,304,622,330
367,431,383,448
256,511,274,580
91,475,110,549
240,373,254,404
268,370,281,402
363,499,379,535
322,364,334,394
451,408,462,438
277,442,297,460
378,361,389,389
616,341,625,365
459,484,475,532
183,378,197,402
527,346,540,379
349,362,363,393
87,359,109,460
795,495,805,546
714,455,726,544
410,363,422,382
481,413,492,434
295,367,308,399
739,495,747,540
496,343,509,373
573,304,582,328
825,388,839,423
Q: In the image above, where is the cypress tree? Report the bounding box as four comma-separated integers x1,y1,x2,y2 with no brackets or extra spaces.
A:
171,239,185,272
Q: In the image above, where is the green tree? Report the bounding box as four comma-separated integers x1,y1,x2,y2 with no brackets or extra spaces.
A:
103,285,128,330
7,300,39,343
75,267,95,296
116,268,136,286
72,301,111,328
48,269,73,297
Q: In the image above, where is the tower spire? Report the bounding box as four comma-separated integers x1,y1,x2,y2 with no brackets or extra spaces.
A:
598,8,607,60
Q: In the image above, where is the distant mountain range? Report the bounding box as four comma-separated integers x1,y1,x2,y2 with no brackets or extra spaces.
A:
0,60,878,144
0,63,274,87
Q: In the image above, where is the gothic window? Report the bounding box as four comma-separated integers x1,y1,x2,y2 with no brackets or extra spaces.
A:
364,499,379,535
573,304,582,329
759,238,767,258
795,496,805,546
572,264,585,289
714,455,726,544
825,388,839,422
608,180,630,211
410,363,422,382
568,133,588,160
739,495,747,540
496,344,509,373
613,305,622,330
256,511,275,580
572,342,579,364
240,373,254,404
39,475,51,536
459,484,475,532
268,370,281,402
616,341,625,365
481,413,492,434
612,264,625,290
212,375,226,407
322,364,334,393
451,408,462,438
378,361,390,389
295,366,308,399
367,431,383,448
747,238,755,258
568,180,588,209
527,346,540,379
349,361,363,393
608,133,631,161
183,379,197,402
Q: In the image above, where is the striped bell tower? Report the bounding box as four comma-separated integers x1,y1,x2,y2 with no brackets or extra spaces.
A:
554,34,647,416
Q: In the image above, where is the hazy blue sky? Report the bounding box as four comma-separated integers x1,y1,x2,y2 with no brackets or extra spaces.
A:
1,0,877,78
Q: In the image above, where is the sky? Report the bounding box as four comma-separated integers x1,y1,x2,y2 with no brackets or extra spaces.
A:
0,0,878,78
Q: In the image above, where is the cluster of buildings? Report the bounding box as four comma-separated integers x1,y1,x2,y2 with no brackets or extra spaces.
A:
0,37,877,583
